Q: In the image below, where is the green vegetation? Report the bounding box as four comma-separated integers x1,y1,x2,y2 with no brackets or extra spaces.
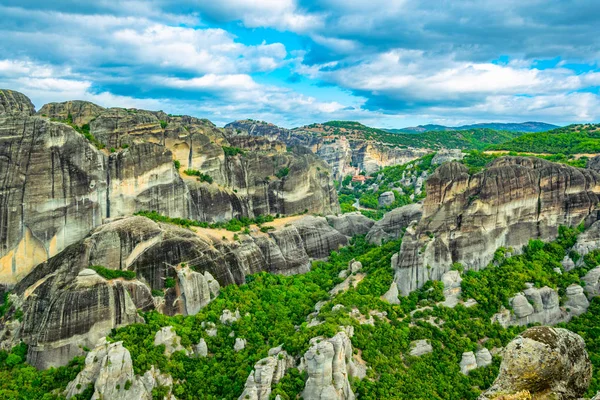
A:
173,160,181,170
50,117,104,150
0,343,88,399
338,153,436,219
275,167,290,179
222,146,245,157
184,169,214,184
160,120,168,129
302,121,526,150
489,124,600,155
90,265,136,280
134,210,275,232
462,150,589,174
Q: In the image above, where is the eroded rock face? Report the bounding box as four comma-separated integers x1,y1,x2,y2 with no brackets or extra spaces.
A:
573,220,600,261
65,338,175,400
0,89,35,115
301,332,359,400
154,326,188,356
394,157,600,295
238,346,294,400
583,267,600,298
480,327,592,400
289,216,348,259
0,93,340,288
366,203,423,245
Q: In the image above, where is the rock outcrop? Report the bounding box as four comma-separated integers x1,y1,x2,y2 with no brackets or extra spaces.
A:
583,267,600,298
480,326,592,399
326,213,374,237
394,157,600,295
0,89,35,115
491,285,588,328
0,92,340,289
238,346,294,400
366,203,423,245
65,338,175,400
431,149,465,165
409,339,433,357
573,220,600,261
301,331,359,400
154,326,188,356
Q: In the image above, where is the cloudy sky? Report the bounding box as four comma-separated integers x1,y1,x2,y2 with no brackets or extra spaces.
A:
1,0,599,128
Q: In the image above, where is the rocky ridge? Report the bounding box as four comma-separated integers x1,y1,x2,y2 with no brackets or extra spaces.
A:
391,157,600,296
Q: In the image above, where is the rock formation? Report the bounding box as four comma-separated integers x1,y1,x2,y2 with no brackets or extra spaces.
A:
0,92,340,289
65,338,175,400
238,346,294,400
226,119,431,179
0,212,352,368
479,326,592,399
366,203,423,245
301,331,360,400
394,157,600,295
409,339,433,357
573,220,600,261
326,213,374,237
154,326,188,356
491,285,588,328
583,267,600,298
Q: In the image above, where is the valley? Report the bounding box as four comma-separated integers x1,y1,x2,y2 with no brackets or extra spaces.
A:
2,89,600,400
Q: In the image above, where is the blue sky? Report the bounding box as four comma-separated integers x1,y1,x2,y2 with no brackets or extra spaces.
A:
1,0,600,128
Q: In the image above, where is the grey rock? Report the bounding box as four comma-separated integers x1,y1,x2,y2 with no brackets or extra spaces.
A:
193,338,208,358
441,270,462,308
378,191,395,207
561,255,576,271
238,346,294,400
460,352,477,375
381,282,400,304
234,338,247,352
221,309,241,325
432,149,465,165
479,327,592,400
176,267,220,316
0,89,35,115
583,266,600,298
326,213,374,237
366,203,423,245
475,348,492,368
573,220,600,261
154,326,188,356
290,216,348,259
65,338,175,400
301,332,358,400
394,157,600,296
350,261,362,273
565,284,589,316
409,340,433,357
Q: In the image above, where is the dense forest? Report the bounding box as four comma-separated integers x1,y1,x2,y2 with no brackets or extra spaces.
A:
488,124,600,155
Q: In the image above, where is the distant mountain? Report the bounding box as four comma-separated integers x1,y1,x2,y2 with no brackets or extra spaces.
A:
388,122,559,134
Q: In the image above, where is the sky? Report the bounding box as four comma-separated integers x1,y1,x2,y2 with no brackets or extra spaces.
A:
1,1,600,128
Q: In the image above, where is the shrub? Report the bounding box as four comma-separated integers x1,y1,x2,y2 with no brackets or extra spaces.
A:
275,167,290,179
173,160,181,169
90,266,136,280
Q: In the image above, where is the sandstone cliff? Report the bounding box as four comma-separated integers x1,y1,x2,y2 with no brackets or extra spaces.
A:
0,92,340,287
392,157,600,296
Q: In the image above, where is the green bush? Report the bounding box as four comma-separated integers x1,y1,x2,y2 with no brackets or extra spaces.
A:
90,265,136,280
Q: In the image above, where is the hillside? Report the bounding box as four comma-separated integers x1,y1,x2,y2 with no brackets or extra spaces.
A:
488,124,600,155
297,121,527,150
389,121,558,134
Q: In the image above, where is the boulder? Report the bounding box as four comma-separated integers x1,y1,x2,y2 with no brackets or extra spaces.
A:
409,340,433,357
221,309,241,325
378,191,396,207
234,338,247,352
583,266,600,298
460,352,478,375
193,338,208,358
479,327,592,400
154,326,188,356
475,348,492,368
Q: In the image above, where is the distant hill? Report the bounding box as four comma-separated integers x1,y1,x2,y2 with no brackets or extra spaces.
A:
388,121,558,134
295,120,527,150
488,124,600,155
